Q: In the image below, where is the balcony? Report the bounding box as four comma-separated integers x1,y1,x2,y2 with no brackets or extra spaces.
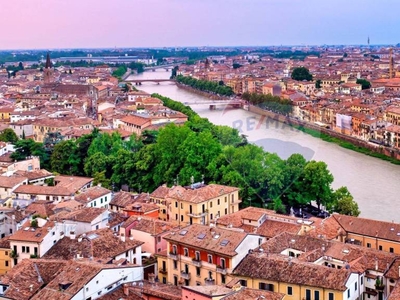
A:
216,267,227,275
192,258,202,267
168,252,178,260
230,199,242,205
204,278,215,285
186,211,207,218
159,268,168,274
180,271,191,280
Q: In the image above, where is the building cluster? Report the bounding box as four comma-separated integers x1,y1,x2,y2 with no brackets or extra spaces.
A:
0,151,397,300
178,46,400,150
0,53,187,142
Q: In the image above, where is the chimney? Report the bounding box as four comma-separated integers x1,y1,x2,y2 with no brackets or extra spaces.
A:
120,233,125,242
70,231,75,240
123,284,129,296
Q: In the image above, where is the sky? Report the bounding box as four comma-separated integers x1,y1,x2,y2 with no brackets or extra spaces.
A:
1,0,400,49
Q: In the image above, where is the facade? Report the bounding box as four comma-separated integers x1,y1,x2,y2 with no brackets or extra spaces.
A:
8,218,64,266
0,237,11,275
74,185,112,209
160,224,261,287
151,183,241,226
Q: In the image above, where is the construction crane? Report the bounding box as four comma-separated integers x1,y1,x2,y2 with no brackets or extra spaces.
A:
389,48,394,79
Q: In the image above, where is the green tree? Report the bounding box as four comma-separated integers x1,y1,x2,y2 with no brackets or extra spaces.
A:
356,78,371,90
315,79,322,89
11,139,47,166
50,140,80,175
233,63,242,69
170,66,179,79
0,129,19,143
302,161,334,210
93,170,112,189
18,62,24,70
291,67,313,81
281,154,308,207
332,186,360,216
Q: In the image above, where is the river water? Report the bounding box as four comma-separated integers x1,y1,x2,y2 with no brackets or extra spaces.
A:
128,69,400,222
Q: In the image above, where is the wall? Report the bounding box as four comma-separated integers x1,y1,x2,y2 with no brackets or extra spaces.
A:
0,248,11,275
71,266,143,300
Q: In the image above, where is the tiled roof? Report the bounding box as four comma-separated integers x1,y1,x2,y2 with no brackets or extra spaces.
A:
0,176,27,188
14,184,72,196
167,184,239,204
164,224,248,257
221,287,285,300
109,191,136,208
54,175,93,193
25,201,56,217
233,252,350,291
8,219,55,243
51,207,107,223
333,214,400,242
122,216,177,235
43,228,143,260
74,186,111,203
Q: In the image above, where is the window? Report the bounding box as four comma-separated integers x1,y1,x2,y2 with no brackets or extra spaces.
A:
4,251,8,256
175,214,178,220
26,247,30,253
173,275,178,286
180,203,183,209
105,196,108,202
184,248,189,257
217,199,220,205
379,245,383,251
366,243,371,248
210,201,213,208
181,215,183,222
210,213,213,220
196,267,200,276
162,277,166,284
259,282,274,291
157,236,161,243
101,198,103,204
195,251,200,260
347,289,350,298
173,260,177,269
94,201,96,206
390,247,394,253
328,293,334,300
22,246,26,253
208,254,213,264
287,286,293,295
314,290,320,300
225,197,227,203
220,258,226,269
175,201,178,208
172,245,177,254
225,208,227,214
361,276,363,285
305,289,311,300
5,261,8,267
239,279,247,287
355,282,357,291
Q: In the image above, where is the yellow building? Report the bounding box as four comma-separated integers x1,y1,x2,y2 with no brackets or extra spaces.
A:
158,224,262,287
150,184,241,225
311,214,400,255
385,107,400,126
0,237,11,275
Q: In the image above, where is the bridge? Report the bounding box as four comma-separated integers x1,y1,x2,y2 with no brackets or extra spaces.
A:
183,99,245,110
124,79,175,85
144,64,180,72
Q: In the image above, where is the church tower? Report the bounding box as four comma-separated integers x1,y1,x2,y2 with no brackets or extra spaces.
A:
43,52,53,84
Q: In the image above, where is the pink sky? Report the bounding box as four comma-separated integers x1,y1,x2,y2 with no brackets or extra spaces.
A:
1,0,400,49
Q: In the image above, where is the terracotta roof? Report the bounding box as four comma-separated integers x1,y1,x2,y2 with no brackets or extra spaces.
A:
51,207,107,223
333,214,400,242
167,184,239,204
150,185,171,199
221,287,285,300
0,176,27,188
109,191,136,208
25,201,56,217
107,211,129,228
122,216,177,235
164,224,248,257
43,228,143,260
13,169,53,181
8,219,56,243
74,186,111,204
0,236,10,249
14,184,72,196
233,252,350,291
54,175,93,193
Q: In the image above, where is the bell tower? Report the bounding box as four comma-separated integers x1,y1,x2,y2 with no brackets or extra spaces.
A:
43,52,53,84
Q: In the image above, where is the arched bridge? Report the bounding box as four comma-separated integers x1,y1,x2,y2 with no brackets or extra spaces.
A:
124,79,176,85
184,99,245,110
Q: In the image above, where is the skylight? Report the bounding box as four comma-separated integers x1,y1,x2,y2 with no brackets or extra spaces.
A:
87,233,99,240
220,239,229,246
179,230,188,236
197,233,206,239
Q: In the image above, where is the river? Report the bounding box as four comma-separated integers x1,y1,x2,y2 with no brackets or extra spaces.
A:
128,69,400,222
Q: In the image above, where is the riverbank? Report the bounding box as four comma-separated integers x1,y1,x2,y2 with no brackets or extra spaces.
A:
176,83,230,100
248,105,400,165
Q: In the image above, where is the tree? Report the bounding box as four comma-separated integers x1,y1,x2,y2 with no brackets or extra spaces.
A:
0,129,18,143
170,66,179,79
356,78,371,90
291,67,313,81
233,63,241,69
50,140,80,175
332,186,360,216
11,139,47,166
315,79,322,89
302,161,334,210
18,62,24,70
281,154,308,207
